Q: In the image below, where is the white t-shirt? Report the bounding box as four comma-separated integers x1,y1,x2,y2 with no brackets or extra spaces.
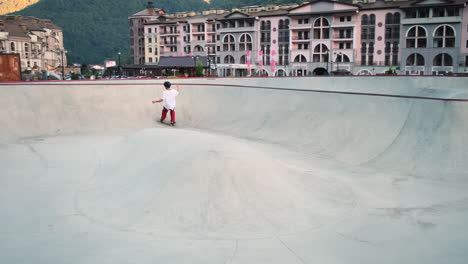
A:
162,89,179,110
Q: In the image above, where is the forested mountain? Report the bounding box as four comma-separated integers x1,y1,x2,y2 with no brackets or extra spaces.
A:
12,0,303,64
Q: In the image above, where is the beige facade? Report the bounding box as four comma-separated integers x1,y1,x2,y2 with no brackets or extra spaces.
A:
0,15,66,73
144,25,159,64
128,1,165,65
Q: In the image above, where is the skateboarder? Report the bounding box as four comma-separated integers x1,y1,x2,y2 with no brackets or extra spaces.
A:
152,81,180,126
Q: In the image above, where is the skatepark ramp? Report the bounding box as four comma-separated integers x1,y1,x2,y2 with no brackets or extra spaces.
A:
1,76,468,264
1,76,467,177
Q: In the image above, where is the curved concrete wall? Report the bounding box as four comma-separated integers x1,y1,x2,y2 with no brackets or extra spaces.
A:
1,76,467,177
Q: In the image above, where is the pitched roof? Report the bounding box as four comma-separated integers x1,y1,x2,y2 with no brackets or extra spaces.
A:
131,8,165,17
157,56,208,68
0,15,61,38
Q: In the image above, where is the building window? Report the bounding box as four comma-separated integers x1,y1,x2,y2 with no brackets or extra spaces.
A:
278,44,289,65
313,17,330,39
239,33,252,51
312,44,329,63
433,25,455,48
149,57,153,63
278,19,290,42
148,28,152,33
148,38,152,43
406,53,425,66
149,47,152,53
385,13,401,40
224,55,235,64
406,25,427,48
336,54,350,62
240,55,247,64
223,34,235,51
361,14,375,40
10,42,15,51
294,54,307,63
433,53,453,66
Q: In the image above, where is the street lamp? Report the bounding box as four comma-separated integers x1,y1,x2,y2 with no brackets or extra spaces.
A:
325,50,329,74
56,49,67,80
61,50,67,80
118,52,121,78
204,45,210,76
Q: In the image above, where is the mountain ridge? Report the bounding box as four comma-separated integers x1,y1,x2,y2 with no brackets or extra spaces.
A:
12,0,303,64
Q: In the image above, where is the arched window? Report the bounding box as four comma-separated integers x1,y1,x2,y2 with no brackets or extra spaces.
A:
406,26,427,48
239,34,252,51
279,20,284,29
276,69,287,76
433,25,455,48
261,21,266,30
394,13,401,23
240,55,247,64
433,53,453,66
194,45,204,52
224,55,235,64
361,15,368,25
313,17,330,39
285,19,290,29
336,54,350,62
294,54,307,63
314,17,329,27
406,53,425,66
369,14,376,25
10,42,15,51
223,34,235,51
313,44,329,62
266,20,271,30
385,13,393,24
361,14,375,40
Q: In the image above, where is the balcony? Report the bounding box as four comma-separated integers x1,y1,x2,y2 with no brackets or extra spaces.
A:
163,41,180,45
160,31,180,36
191,30,206,35
290,23,311,30
333,34,353,41
292,36,311,42
330,22,355,28
218,26,255,33
402,16,461,25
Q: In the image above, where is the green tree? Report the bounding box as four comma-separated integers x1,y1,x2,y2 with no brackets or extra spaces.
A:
81,64,91,78
195,60,204,77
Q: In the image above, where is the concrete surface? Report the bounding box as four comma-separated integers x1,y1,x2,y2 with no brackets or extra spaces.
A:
0,77,467,263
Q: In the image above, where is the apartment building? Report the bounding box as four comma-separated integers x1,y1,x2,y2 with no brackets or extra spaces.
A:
128,1,165,65
131,0,468,76
0,15,66,72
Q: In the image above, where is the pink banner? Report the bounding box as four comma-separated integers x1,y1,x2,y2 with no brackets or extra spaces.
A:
270,50,277,73
189,52,193,56
246,50,251,75
180,52,185,56
171,52,175,57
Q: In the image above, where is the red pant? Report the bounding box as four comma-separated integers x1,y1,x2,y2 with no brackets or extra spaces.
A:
161,107,175,123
